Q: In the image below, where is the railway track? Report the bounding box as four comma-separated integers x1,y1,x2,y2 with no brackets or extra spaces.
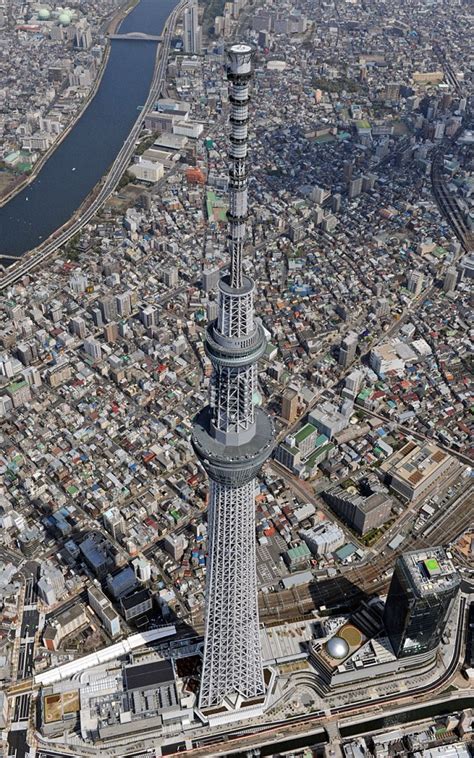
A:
431,45,472,253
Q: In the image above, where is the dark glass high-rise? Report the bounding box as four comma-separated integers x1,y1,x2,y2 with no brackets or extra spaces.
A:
383,548,460,658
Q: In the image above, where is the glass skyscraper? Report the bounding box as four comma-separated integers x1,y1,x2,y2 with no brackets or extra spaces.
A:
383,547,460,658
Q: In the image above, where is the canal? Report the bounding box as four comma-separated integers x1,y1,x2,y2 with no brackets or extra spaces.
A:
339,696,474,738
0,0,177,262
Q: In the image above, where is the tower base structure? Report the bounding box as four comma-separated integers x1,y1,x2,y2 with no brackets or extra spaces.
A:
195,666,278,727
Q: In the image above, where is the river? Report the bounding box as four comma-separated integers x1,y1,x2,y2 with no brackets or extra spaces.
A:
0,0,177,263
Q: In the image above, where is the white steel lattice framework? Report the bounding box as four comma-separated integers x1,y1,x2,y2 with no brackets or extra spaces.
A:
192,44,275,715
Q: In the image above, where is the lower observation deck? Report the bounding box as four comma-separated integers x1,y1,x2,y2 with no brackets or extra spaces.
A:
205,323,266,368
192,406,274,487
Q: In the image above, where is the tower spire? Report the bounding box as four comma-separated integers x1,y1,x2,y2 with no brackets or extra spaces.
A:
192,44,275,720
227,44,251,289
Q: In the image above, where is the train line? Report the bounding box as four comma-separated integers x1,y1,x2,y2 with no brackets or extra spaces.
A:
431,45,472,253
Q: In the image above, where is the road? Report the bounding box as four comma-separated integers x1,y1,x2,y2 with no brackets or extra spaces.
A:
0,0,188,292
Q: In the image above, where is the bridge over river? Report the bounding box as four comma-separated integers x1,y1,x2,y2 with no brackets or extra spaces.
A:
109,31,163,41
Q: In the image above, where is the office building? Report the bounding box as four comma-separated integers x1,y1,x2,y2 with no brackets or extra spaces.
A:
163,267,178,287
300,521,345,556
369,342,406,377
43,605,88,651
343,160,353,182
443,266,458,293
384,82,400,101
202,267,220,293
284,543,311,572
323,480,393,536
103,507,124,540
132,556,151,583
311,186,328,205
163,533,188,561
129,158,164,183
309,400,352,440
104,322,119,343
83,337,102,361
46,361,72,388
383,548,460,658
343,369,363,398
38,563,67,606
87,585,121,638
380,441,453,501
7,379,31,408
99,295,118,323
70,316,87,338
286,423,318,457
281,387,299,423
69,271,88,293
140,305,158,328
339,331,358,368
115,291,132,317
120,589,153,621
332,193,341,213
348,177,363,199
183,0,201,54
407,270,424,296
106,566,138,600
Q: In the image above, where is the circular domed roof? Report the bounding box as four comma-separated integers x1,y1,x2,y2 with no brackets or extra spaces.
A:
38,8,51,19
58,11,71,24
325,636,349,660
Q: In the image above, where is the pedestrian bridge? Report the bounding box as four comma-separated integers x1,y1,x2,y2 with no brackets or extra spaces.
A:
109,32,163,41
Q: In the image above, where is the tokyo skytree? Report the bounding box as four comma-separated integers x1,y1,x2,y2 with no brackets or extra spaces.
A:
192,43,274,718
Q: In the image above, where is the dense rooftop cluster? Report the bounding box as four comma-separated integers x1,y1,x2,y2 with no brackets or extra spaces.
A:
0,0,472,748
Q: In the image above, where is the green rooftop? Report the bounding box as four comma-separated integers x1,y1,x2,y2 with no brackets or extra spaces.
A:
315,434,329,448
294,423,317,445
424,557,440,575
8,380,27,393
287,543,311,560
305,442,334,469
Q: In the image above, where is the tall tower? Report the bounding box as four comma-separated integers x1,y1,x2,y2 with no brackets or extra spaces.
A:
192,44,274,719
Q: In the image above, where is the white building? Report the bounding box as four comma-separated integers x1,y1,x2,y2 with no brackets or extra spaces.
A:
38,562,66,606
369,342,405,377
132,556,151,582
83,337,102,361
129,157,164,183
300,521,345,556
173,120,203,139
407,269,424,295
309,400,352,440
103,507,124,539
87,585,121,638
